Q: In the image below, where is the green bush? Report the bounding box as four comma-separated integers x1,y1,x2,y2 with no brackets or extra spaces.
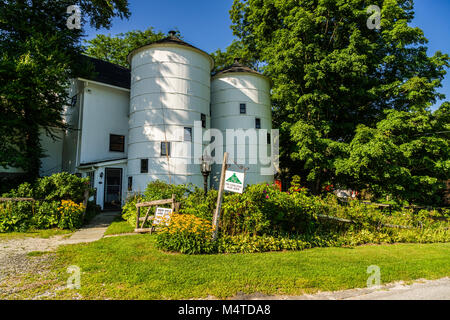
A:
0,173,91,232
32,201,59,229
0,201,34,232
3,173,91,203
34,173,91,203
179,188,218,221
217,235,310,253
130,180,450,255
221,184,318,237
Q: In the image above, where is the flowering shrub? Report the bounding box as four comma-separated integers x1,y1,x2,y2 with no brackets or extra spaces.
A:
57,200,85,230
0,201,33,232
156,214,217,254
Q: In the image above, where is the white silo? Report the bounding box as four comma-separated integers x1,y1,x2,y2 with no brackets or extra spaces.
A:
210,59,273,188
127,31,214,193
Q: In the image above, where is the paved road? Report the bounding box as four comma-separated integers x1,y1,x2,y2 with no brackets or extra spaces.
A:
232,277,450,300
347,278,450,300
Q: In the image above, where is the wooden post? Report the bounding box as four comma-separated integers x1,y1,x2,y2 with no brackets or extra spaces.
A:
212,152,228,240
82,189,90,220
136,206,141,230
171,194,175,211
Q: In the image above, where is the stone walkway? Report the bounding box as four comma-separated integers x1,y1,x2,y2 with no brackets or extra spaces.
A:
64,211,120,245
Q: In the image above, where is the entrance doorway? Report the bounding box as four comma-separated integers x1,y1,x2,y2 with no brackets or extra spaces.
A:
104,168,122,210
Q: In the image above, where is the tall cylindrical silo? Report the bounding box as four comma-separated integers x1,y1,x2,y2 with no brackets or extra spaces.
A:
210,59,273,188
127,32,214,193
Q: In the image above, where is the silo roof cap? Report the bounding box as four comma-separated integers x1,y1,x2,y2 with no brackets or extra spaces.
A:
213,57,263,77
127,32,214,70
212,58,271,85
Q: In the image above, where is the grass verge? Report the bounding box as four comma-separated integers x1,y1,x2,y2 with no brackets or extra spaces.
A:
0,229,72,241
104,216,135,236
6,236,448,300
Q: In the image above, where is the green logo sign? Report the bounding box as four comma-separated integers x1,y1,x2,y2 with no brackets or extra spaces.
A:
226,173,242,184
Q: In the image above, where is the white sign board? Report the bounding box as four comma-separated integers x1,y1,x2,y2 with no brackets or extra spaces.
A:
224,171,245,194
153,207,173,226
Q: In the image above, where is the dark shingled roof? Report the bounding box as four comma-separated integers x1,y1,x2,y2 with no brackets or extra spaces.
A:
152,32,202,52
213,58,262,77
82,55,131,89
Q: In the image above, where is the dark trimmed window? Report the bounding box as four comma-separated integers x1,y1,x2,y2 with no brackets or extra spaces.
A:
267,133,271,145
240,103,246,114
161,142,171,157
141,159,148,173
201,113,206,128
128,177,133,191
109,134,125,152
255,118,261,129
184,127,192,142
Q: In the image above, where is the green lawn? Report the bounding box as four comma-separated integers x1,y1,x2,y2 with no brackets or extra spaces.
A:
30,236,449,300
0,228,72,241
104,216,135,236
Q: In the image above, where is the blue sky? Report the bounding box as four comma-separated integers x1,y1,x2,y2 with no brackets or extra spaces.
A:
85,0,449,110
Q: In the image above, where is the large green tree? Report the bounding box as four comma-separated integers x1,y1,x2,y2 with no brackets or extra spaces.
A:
84,27,167,67
210,39,259,73
335,103,450,205
0,0,130,180
230,0,449,197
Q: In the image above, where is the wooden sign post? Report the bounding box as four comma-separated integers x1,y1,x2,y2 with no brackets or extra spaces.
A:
212,152,229,240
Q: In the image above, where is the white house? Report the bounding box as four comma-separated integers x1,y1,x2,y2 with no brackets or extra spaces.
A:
37,32,274,210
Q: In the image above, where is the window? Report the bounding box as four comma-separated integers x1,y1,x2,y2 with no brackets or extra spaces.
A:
267,132,271,145
109,134,125,152
240,103,246,114
161,142,171,157
87,171,95,187
141,159,148,173
184,127,192,142
255,118,261,129
201,113,206,128
128,177,133,192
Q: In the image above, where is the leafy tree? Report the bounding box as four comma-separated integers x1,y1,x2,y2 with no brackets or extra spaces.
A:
230,0,449,195
335,103,450,205
84,27,167,67
0,0,130,180
210,39,259,73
